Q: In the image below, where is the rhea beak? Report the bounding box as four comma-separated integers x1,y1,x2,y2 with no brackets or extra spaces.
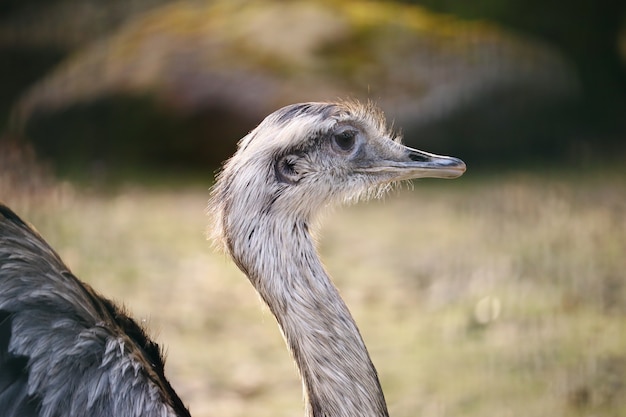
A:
357,143,466,181
400,147,466,180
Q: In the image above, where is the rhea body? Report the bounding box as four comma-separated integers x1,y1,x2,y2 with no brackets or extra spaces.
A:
0,101,465,417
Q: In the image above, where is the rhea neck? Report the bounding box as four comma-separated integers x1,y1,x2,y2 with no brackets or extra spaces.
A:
224,200,389,417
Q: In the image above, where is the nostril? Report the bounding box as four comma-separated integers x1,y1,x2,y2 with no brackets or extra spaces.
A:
408,151,430,163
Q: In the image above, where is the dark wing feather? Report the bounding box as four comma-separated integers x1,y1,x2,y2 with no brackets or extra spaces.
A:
0,204,191,417
0,311,41,417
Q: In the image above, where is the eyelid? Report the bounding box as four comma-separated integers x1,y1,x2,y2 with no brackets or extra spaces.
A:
342,130,358,139
336,127,358,136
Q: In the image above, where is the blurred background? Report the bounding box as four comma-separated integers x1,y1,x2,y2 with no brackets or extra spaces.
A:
2,0,625,174
1,1,625,417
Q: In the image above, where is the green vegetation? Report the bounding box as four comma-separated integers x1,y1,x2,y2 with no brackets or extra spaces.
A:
3,167,625,417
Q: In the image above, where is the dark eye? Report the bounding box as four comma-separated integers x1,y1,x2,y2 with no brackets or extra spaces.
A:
331,130,357,153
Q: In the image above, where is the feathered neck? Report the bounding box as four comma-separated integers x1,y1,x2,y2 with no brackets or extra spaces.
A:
223,209,389,417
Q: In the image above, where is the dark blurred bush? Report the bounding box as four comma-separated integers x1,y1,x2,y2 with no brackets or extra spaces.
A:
406,0,626,132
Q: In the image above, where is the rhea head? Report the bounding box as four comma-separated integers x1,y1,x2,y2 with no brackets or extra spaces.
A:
210,101,465,258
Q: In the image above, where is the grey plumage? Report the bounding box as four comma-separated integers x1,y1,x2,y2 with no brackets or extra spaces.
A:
0,100,465,417
0,204,190,417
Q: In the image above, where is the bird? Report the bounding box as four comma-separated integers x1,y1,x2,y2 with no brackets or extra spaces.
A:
0,100,465,417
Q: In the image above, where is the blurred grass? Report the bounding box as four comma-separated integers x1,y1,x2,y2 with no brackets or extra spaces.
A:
2,159,626,417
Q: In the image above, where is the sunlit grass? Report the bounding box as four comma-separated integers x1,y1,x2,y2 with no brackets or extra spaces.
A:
2,167,626,417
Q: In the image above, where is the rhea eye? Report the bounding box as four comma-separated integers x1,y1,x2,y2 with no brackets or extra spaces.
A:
331,130,357,153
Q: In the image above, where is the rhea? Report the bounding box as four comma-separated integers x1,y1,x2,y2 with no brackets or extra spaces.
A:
0,101,465,417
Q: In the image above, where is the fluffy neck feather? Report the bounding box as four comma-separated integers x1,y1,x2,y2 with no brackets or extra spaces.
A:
225,211,389,417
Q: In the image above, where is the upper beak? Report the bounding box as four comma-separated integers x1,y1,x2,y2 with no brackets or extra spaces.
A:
357,144,466,181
